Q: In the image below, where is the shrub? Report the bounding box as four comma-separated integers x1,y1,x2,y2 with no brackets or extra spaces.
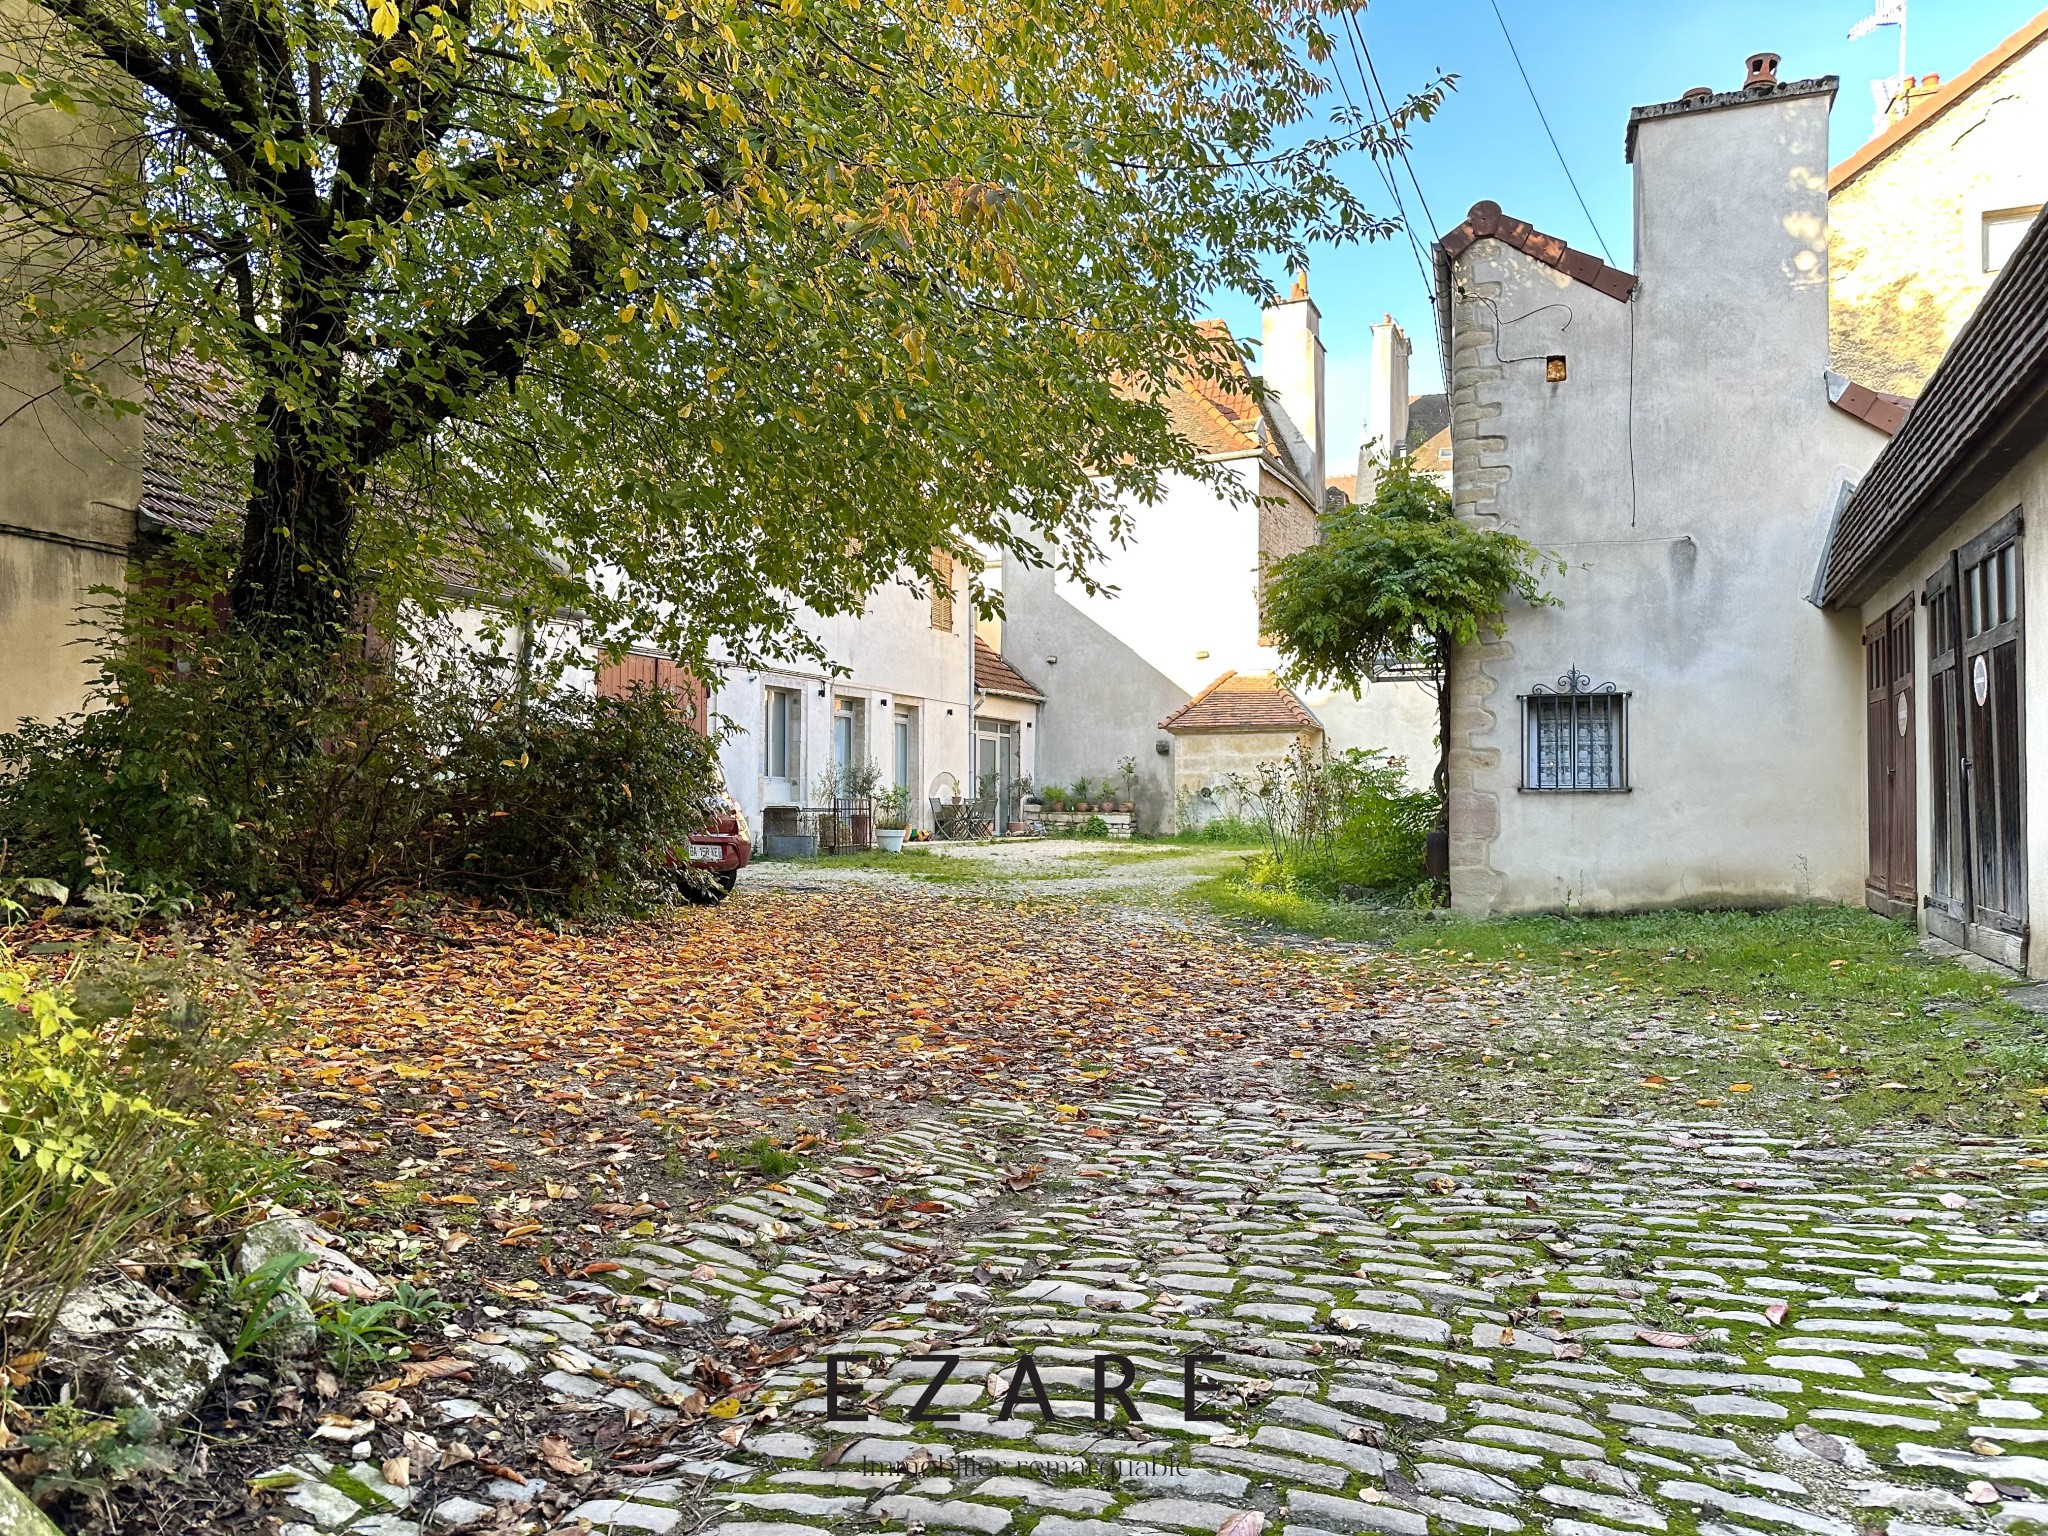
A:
0,615,719,911
1242,745,1434,899
1,939,279,1339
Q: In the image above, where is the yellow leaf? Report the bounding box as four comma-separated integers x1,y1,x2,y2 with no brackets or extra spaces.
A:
707,1396,743,1418
369,0,399,38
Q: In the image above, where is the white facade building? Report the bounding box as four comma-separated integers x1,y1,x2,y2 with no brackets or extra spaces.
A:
1000,280,1438,831
709,561,997,838
1438,54,1895,916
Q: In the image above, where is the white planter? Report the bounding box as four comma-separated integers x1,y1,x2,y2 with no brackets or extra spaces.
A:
877,828,907,852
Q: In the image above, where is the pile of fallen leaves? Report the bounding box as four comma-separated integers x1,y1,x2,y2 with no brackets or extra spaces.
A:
176,886,1372,1284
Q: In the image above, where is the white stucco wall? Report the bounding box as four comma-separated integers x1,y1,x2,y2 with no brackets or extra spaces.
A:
710,573,974,833
1445,84,1892,915
1854,433,2048,976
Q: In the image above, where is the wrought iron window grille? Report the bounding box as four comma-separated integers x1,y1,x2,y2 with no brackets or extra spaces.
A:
1521,668,1630,792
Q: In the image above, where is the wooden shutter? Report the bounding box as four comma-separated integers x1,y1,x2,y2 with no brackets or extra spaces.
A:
930,552,955,632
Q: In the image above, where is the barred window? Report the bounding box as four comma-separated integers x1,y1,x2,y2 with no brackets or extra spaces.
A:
1521,670,1628,791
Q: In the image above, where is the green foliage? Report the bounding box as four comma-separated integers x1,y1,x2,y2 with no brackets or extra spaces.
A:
1235,746,1434,899
0,941,278,1333
717,1135,803,1180
196,1250,316,1365
0,0,1439,655
1158,818,1266,847
13,1401,168,1503
1264,457,1559,690
874,786,911,831
0,612,719,911
304,1280,454,1380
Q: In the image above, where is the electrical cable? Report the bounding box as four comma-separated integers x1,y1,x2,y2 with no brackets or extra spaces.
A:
1347,11,1442,250
1327,28,1437,319
1485,0,1616,266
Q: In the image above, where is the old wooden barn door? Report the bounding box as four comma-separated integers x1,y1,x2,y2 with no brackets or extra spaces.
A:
1925,513,2027,970
1864,597,1916,916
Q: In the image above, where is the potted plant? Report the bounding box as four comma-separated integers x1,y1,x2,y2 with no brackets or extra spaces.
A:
875,785,910,852
843,758,882,846
1042,784,1066,811
1117,755,1138,812
1071,776,1092,811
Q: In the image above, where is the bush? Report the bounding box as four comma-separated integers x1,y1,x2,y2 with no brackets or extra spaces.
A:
1241,745,1434,899
0,615,720,911
1,939,279,1337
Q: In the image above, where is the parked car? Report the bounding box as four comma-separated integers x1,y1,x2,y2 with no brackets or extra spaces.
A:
670,774,752,903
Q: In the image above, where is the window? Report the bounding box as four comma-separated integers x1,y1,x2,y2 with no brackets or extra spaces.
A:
763,687,801,783
930,551,956,631
894,708,917,793
1984,206,2042,274
1521,669,1628,791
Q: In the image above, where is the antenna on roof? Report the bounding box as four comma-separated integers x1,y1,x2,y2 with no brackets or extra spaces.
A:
1847,0,1907,133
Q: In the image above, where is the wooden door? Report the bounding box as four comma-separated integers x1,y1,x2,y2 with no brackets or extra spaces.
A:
1960,514,2026,966
1864,597,1916,915
1927,513,2027,969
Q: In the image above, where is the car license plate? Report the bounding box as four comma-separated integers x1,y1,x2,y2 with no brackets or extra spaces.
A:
686,842,722,864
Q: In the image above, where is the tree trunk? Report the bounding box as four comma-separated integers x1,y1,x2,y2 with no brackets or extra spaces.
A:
230,392,360,645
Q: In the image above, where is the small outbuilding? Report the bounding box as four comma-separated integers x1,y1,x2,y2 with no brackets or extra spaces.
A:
1159,671,1323,831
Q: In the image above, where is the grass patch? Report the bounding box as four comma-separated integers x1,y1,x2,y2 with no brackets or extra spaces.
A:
782,849,983,882
715,1134,805,1178
1188,880,2048,1133
1186,876,1427,943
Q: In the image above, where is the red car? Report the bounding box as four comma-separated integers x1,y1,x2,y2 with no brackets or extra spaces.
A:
671,780,751,904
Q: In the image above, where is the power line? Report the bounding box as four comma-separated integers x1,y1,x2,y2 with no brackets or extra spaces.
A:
1328,34,1437,316
1485,0,1615,265
1346,11,1442,250
1341,13,1450,388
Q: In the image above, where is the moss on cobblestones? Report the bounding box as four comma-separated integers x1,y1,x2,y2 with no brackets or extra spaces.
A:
1192,892,2048,1135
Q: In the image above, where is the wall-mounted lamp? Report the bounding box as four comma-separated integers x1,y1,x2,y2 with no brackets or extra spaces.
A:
1155,739,1171,756
817,686,826,697
1545,355,1568,383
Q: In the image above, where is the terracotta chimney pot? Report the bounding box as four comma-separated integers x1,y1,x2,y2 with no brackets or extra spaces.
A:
1743,52,1780,91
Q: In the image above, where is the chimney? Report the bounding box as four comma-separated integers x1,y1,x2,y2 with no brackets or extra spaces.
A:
1743,52,1780,91
1260,273,1325,492
1359,314,1412,490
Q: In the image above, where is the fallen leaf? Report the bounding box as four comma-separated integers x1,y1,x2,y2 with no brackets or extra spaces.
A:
1765,1302,1790,1326
394,1358,472,1388
381,1456,411,1488
1216,1514,1266,1536
1634,1330,1695,1349
537,1435,590,1476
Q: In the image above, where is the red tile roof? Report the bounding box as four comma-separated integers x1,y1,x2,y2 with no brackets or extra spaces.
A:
1829,376,1916,436
1437,201,1638,303
973,638,1044,702
1831,9,2048,194
1159,671,1320,734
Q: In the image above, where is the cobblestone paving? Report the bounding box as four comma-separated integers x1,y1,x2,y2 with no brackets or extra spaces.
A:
262,1096,2048,1536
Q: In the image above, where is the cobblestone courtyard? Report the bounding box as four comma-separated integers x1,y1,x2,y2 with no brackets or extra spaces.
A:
259,1083,2048,1536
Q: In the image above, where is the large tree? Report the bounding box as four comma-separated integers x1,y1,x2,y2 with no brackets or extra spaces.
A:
0,0,1437,664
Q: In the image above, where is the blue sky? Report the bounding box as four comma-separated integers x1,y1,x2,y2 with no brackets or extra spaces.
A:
1226,0,2044,481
